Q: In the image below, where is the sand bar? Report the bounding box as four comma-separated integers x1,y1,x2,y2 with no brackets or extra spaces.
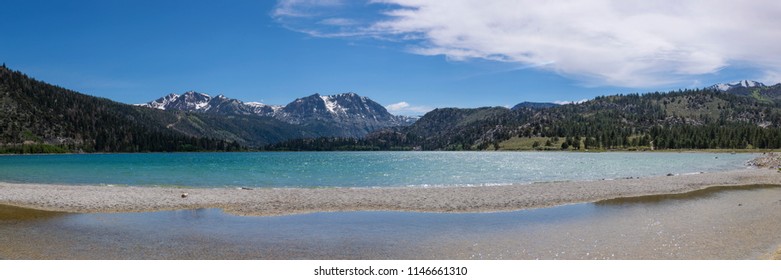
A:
2,167,781,216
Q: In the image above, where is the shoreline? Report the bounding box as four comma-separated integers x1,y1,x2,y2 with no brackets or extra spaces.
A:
2,167,781,216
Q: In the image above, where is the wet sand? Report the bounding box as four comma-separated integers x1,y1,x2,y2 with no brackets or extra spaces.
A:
2,168,781,216
1,184,780,259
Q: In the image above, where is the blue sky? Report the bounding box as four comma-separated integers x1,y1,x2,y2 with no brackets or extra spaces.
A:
2,0,780,116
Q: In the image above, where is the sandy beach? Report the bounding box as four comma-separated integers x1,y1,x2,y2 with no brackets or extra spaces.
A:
2,166,781,216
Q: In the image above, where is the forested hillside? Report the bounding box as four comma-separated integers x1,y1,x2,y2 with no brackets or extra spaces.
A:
0,65,296,153
269,87,781,151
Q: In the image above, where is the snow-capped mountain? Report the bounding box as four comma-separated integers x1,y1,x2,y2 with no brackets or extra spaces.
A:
139,91,414,137
140,91,283,115
277,93,400,123
708,80,766,91
145,91,210,111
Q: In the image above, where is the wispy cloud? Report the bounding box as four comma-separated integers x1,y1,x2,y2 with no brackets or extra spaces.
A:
318,17,358,26
273,0,387,39
274,0,781,87
385,101,432,116
553,99,589,105
759,71,781,86
272,0,345,18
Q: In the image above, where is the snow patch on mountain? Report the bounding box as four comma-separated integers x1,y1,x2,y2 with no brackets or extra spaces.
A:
709,80,766,91
139,91,415,137
320,95,338,113
244,102,266,107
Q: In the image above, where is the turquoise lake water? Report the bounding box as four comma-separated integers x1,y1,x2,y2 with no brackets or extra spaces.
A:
0,152,756,188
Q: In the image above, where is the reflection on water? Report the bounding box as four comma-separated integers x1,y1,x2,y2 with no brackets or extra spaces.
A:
2,185,781,259
596,184,781,206
0,204,67,221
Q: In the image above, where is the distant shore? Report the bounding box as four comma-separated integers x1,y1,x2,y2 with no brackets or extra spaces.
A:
2,165,781,216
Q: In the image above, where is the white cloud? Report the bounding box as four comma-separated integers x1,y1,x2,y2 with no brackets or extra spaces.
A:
272,0,345,18
385,101,410,111
553,99,589,105
385,101,432,116
274,0,781,87
758,71,781,86
318,17,358,26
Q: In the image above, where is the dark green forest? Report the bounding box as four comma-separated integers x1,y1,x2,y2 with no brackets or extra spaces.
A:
1,65,243,153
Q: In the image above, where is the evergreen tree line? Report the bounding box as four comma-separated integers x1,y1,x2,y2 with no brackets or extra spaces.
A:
267,88,781,151
265,131,415,151
1,65,243,153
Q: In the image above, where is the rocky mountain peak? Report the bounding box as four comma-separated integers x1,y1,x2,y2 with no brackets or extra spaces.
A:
139,91,414,138
709,80,766,91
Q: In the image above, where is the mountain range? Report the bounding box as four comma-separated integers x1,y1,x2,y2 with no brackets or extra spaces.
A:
510,101,560,110
270,79,781,151
0,65,415,152
4,62,781,153
708,80,767,92
138,91,414,138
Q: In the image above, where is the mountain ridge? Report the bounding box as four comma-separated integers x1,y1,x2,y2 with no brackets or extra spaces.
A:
0,65,251,152
708,80,767,92
270,83,781,151
7,63,781,153
511,101,560,110
139,91,414,138
0,65,381,151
